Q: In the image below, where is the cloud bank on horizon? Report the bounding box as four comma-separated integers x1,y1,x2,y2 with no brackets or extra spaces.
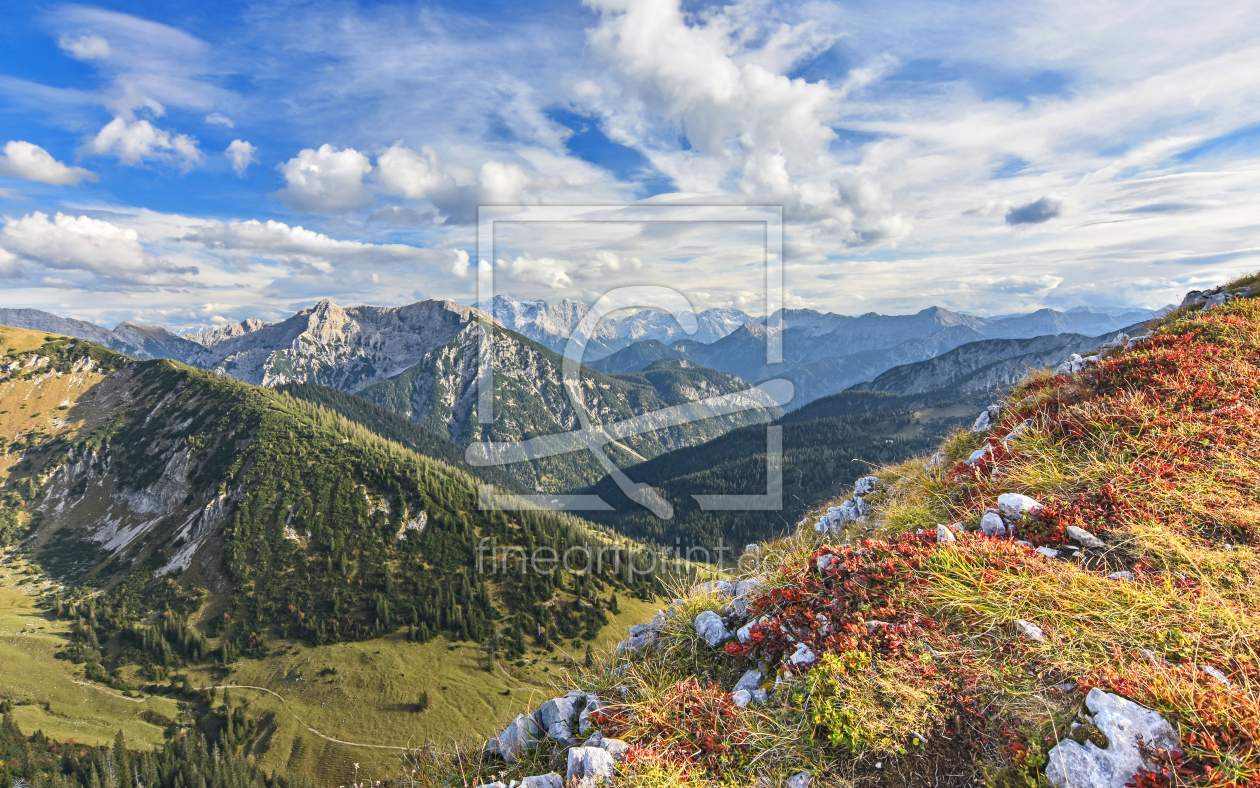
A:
0,0,1258,331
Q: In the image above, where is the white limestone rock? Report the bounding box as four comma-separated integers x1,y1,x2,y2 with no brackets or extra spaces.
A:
788,643,817,667
1066,526,1106,549
1015,620,1046,642
997,493,1043,521
694,610,731,647
980,510,1007,537
567,746,616,788
1045,688,1180,788
734,669,763,694
486,713,544,762
854,475,881,495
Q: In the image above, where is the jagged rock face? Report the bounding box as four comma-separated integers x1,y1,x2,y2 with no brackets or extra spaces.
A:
362,325,777,455
184,299,478,392
27,364,235,588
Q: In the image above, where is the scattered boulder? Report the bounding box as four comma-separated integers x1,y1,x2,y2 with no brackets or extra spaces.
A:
536,695,580,742
854,475,881,495
1200,665,1232,686
694,610,731,647
737,617,765,644
997,493,1043,521
814,495,870,534
1045,688,1181,788
567,746,616,788
817,554,836,571
1180,290,1211,310
577,694,604,736
786,773,811,788
980,510,1007,537
697,580,737,598
486,713,544,762
1055,354,1087,376
517,775,564,788
972,410,992,432
598,737,630,761
1036,547,1060,559
1126,334,1151,349
1001,419,1034,444
788,643,817,667
734,669,763,693
936,524,957,543
967,445,993,465
1014,620,1046,642
1066,526,1106,549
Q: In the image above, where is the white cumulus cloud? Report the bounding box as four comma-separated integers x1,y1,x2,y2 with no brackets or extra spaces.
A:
182,218,463,273
0,141,97,186
0,211,197,287
88,117,204,170
581,0,907,245
225,139,258,177
275,144,373,214
58,33,111,60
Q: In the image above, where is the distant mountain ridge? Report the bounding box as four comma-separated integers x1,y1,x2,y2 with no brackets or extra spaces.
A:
0,298,1166,415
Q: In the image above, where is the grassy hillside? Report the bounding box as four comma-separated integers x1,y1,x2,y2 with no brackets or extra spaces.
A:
407,274,1260,788
0,326,714,784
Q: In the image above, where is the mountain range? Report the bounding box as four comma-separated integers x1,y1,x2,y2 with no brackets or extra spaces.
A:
0,297,1164,410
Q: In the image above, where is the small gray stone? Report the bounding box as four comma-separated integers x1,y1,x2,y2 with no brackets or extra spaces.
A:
1035,547,1060,559
1066,526,1106,549
786,772,811,788
734,669,763,693
972,409,992,432
997,493,1043,521
816,554,836,571
518,775,564,788
1015,620,1046,642
694,610,731,647
788,643,816,666
486,713,543,762
854,475,880,495
567,746,616,787
697,580,737,598
598,737,630,761
474,782,506,788
925,452,946,469
737,617,764,644
732,689,753,708
936,524,956,543
1200,665,1232,686
968,444,993,465
536,695,578,741
1107,571,1134,582
980,510,1006,536
1045,688,1180,788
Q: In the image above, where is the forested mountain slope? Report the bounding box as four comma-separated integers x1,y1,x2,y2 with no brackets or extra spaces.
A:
360,327,782,491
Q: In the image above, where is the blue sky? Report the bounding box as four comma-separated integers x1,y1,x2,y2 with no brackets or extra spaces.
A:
1,0,1259,331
